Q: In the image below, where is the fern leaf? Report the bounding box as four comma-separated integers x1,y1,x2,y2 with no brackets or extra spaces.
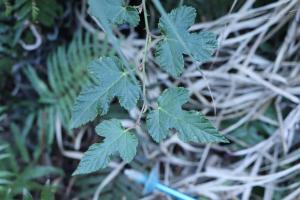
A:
73,119,138,175
155,6,217,76
70,57,140,129
35,0,62,27
147,87,228,143
3,0,12,16
24,32,107,140
31,0,39,20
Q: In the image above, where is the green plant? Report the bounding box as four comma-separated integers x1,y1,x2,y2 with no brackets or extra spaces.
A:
2,0,62,27
0,105,61,198
0,132,62,199
24,31,112,146
155,6,217,76
0,0,62,53
71,0,228,175
0,0,63,92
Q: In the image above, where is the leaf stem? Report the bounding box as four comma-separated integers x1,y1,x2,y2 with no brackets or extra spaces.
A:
135,0,151,127
141,0,150,106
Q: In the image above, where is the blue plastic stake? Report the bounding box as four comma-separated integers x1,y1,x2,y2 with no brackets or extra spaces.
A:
125,167,197,200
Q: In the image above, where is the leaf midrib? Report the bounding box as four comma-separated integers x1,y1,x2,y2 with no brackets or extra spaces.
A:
107,130,128,146
73,73,126,125
158,106,185,125
103,129,129,155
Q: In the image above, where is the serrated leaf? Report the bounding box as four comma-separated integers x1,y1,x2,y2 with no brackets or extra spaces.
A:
70,57,140,128
155,6,217,76
147,87,228,143
73,119,138,175
88,0,140,27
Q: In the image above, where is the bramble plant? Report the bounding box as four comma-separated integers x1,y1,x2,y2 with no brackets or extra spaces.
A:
71,0,228,175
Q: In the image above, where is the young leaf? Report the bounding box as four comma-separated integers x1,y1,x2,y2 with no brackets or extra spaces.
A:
147,87,228,143
88,0,140,27
70,57,140,128
87,0,140,92
73,119,138,175
155,6,217,76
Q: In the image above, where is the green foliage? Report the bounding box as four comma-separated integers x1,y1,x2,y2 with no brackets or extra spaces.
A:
88,0,140,27
227,106,276,150
71,1,226,176
0,107,6,132
3,0,62,27
22,189,33,200
147,87,228,143
24,32,109,141
31,0,39,20
3,0,12,16
70,57,141,129
0,113,62,197
0,96,61,198
40,183,55,200
0,0,62,85
155,6,217,76
0,5,17,70
0,140,62,199
73,119,138,175
0,144,12,186
87,0,140,85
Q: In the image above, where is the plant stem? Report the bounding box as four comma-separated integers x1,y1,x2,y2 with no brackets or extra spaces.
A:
135,0,151,126
142,0,150,104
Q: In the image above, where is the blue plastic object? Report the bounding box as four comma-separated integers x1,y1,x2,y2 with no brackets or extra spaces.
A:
124,166,197,200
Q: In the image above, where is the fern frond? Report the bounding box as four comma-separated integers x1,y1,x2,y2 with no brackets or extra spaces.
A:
35,0,62,27
1,0,62,26
0,144,13,188
25,31,113,140
31,0,39,20
46,32,112,129
0,141,62,198
3,0,12,16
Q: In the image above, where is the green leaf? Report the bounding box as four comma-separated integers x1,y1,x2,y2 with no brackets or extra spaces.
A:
22,189,33,200
41,184,55,200
87,0,140,91
10,123,30,162
155,6,217,76
73,119,138,175
70,57,140,128
147,87,228,143
88,0,140,27
21,166,64,180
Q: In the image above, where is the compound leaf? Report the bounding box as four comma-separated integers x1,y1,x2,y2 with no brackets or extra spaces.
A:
88,0,140,27
70,57,140,128
156,6,217,76
73,119,138,175
147,87,228,143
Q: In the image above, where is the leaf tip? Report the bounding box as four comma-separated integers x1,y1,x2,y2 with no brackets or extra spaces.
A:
69,118,79,130
220,136,230,144
71,170,79,176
